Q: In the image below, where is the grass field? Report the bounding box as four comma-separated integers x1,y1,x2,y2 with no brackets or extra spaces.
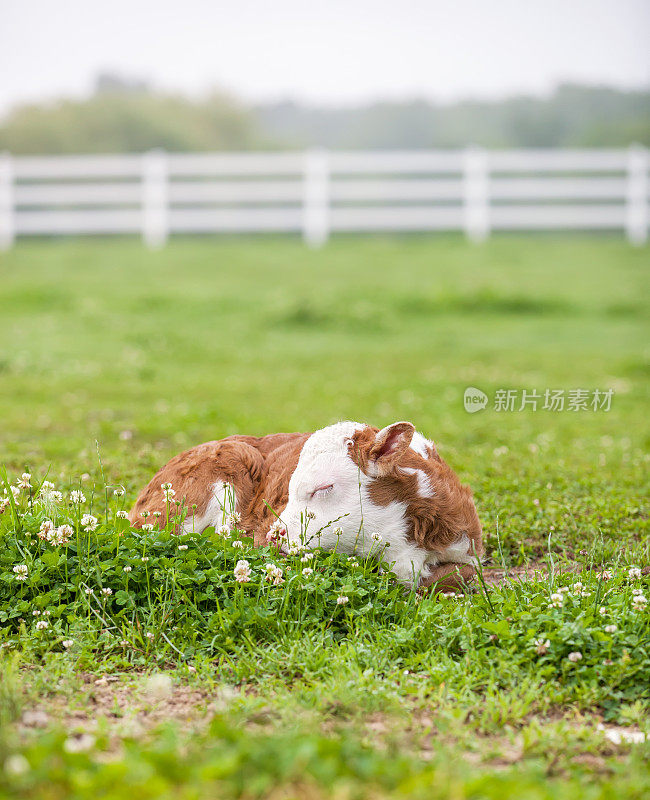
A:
0,236,649,798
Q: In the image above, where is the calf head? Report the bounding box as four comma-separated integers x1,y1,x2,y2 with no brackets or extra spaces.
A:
277,421,483,585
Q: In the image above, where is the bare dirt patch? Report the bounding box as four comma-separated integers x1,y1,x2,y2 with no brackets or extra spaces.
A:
481,561,560,586
18,672,234,741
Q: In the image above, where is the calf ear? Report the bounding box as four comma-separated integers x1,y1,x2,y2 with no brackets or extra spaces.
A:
368,421,415,475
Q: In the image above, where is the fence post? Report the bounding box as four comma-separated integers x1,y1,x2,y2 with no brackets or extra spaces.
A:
0,152,14,250
625,144,648,246
303,148,329,247
463,146,489,242
142,148,169,248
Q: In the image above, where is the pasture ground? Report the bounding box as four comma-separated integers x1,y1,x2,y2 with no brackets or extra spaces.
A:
0,236,648,798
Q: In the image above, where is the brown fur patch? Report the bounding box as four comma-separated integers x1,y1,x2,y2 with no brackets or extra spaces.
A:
349,427,483,559
419,563,477,592
129,432,309,545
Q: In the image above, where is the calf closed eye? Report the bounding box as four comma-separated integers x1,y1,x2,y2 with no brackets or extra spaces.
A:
310,484,334,499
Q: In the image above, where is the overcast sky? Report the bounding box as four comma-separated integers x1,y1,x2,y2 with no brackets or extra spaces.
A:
1,0,649,115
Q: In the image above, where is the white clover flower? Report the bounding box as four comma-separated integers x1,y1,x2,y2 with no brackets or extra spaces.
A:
161,482,172,490
599,606,607,616
572,582,583,592
123,566,132,573
81,514,98,532
62,639,74,649
84,587,93,595
152,511,161,518
234,559,252,583
604,624,617,633
142,523,154,532
550,593,563,608
145,631,155,640
113,488,125,497
218,524,231,537
141,556,149,563
162,488,176,502
13,564,28,581
116,510,128,519
17,473,32,489
228,511,241,525
140,510,150,518
557,586,570,594
232,540,244,549
301,553,314,562
302,567,314,577
632,595,647,611
632,588,643,596
101,587,112,597
38,481,58,502
35,620,49,630
69,490,86,504
38,519,55,540
628,567,642,579
568,651,582,662
336,595,349,605
178,544,188,551
63,734,95,753
535,638,550,654
267,519,287,542
264,563,284,585
10,486,20,501
371,532,383,542
598,569,612,580
143,673,173,701
51,525,73,546
333,527,344,537
0,498,10,514
32,610,41,616
4,754,30,776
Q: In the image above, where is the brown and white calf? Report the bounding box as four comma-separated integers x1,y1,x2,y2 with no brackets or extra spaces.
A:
129,421,483,590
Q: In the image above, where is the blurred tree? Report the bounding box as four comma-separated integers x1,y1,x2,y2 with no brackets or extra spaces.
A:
254,84,650,149
0,74,264,153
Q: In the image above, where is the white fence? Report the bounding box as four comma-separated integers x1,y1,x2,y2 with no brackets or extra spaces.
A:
0,146,648,249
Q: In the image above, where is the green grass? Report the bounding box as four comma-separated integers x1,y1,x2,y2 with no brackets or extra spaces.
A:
0,236,649,798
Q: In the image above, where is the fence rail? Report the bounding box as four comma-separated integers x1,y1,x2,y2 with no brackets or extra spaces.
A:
0,146,647,249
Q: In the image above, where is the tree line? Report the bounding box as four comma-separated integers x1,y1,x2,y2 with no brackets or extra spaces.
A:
0,74,647,154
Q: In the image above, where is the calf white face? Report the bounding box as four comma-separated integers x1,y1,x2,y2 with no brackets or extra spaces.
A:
281,421,367,552
279,421,419,559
